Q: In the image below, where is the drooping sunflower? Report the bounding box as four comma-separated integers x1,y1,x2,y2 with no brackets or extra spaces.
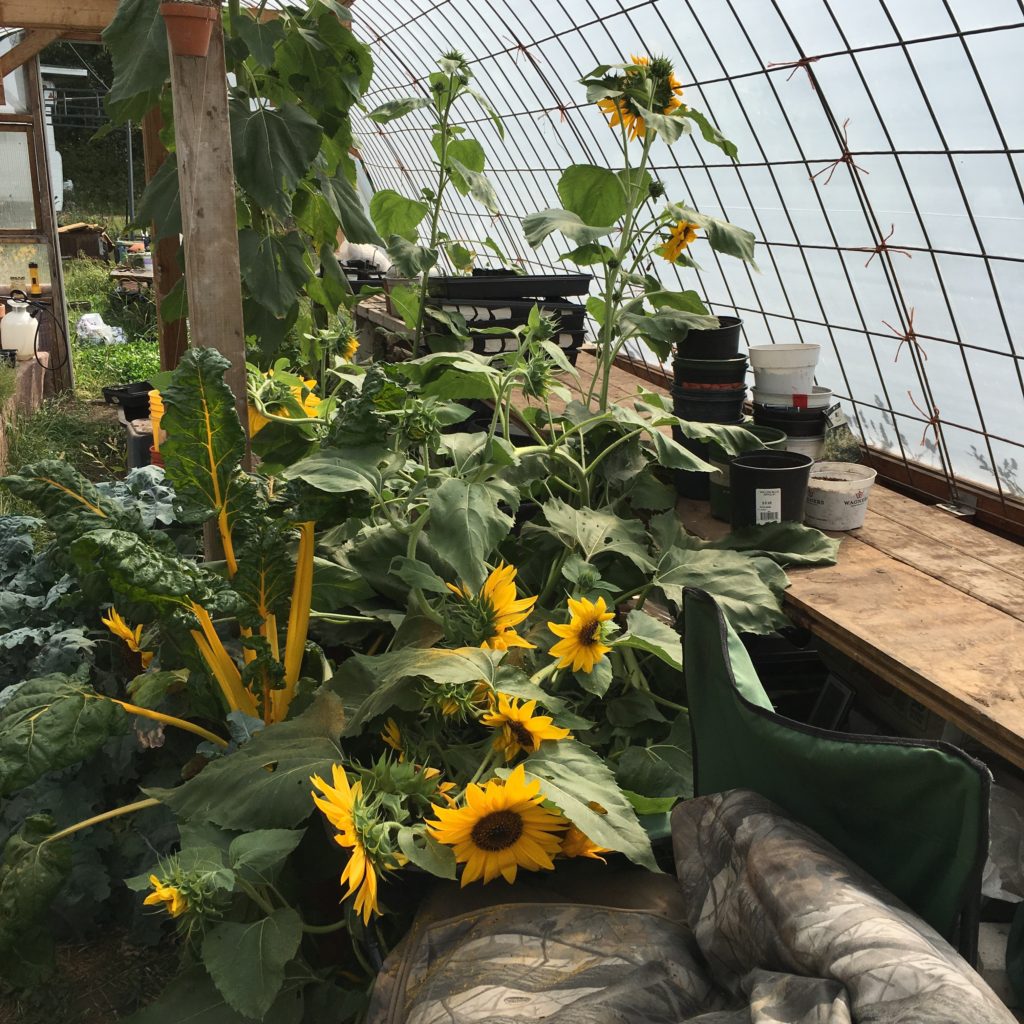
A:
446,563,537,650
102,607,154,668
340,335,360,362
381,718,404,757
658,219,701,262
143,874,189,918
561,825,609,862
428,764,567,885
481,693,570,761
311,764,382,923
248,370,320,436
596,54,684,141
547,596,615,674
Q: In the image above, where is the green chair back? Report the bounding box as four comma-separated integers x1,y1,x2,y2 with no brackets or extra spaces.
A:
684,587,990,955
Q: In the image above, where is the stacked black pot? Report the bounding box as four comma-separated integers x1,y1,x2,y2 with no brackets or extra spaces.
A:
671,316,746,499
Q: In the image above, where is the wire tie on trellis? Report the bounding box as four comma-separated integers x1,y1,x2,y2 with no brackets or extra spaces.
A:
907,390,941,448
766,55,821,90
851,224,913,267
882,307,927,363
809,119,869,186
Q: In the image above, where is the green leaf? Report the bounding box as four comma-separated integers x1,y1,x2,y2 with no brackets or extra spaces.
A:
635,104,691,144
103,0,169,124
230,100,323,217
239,230,311,318
559,243,615,267
370,190,429,242
616,744,692,800
367,96,432,122
678,521,841,568
466,87,505,138
645,288,708,315
533,499,652,572
667,204,756,265
146,692,346,830
389,556,450,595
203,908,303,1019
235,15,286,66
127,669,189,710
160,347,247,529
557,164,627,227
523,208,614,248
229,830,305,882
616,167,653,204
447,158,499,214
281,444,398,495
1,459,128,534
427,478,514,590
435,137,485,198
397,826,457,879
0,676,127,796
617,610,682,671
575,657,612,697
680,107,738,160
515,741,657,871
664,416,768,457
134,154,181,243
0,816,71,952
321,172,384,246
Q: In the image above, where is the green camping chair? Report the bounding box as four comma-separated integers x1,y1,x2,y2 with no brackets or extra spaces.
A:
683,587,991,963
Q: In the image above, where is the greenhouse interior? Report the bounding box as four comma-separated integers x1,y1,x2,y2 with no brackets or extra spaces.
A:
1,0,1024,1020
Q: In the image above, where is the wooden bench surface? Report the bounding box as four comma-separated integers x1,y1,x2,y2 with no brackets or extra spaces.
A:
355,298,1024,767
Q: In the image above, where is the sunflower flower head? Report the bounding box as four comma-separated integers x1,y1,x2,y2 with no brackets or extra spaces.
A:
560,825,610,862
445,563,537,651
102,607,154,669
311,764,403,923
141,857,229,934
247,369,320,436
481,693,570,761
340,335,360,362
658,219,701,263
422,679,493,721
594,54,684,141
381,718,404,758
428,764,567,886
547,596,616,674
143,873,189,919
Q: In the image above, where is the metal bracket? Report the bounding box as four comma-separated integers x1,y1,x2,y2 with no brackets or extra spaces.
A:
935,493,978,519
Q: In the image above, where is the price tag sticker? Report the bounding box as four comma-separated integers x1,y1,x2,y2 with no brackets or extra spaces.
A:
825,403,846,430
755,487,782,525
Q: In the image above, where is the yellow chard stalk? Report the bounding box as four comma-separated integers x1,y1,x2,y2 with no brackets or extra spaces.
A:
189,602,259,718
274,521,316,723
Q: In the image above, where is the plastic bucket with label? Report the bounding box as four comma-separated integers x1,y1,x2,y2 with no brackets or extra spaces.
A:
751,385,832,410
730,450,814,529
804,462,877,531
748,343,820,395
708,424,788,521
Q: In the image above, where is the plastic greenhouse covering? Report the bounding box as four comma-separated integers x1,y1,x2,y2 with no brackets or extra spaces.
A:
350,0,1024,523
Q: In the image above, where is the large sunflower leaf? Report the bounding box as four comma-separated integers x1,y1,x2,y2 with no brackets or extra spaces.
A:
531,499,652,571
617,609,683,671
523,208,614,248
557,164,627,228
160,347,248,530
512,740,658,871
0,675,127,796
238,229,311,318
370,190,429,243
103,0,168,124
672,522,841,569
134,153,181,243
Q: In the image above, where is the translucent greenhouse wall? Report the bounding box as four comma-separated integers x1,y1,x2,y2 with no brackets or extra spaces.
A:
352,0,1024,520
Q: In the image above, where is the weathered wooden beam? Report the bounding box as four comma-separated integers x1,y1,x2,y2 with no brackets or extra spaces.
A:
0,28,60,77
166,14,249,445
0,0,114,35
141,106,187,373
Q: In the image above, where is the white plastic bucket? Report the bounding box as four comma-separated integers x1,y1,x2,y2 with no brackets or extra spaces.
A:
804,462,877,531
785,434,825,460
748,344,821,395
751,385,833,410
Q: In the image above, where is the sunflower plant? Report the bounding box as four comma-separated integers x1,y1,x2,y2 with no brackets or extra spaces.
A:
524,55,757,410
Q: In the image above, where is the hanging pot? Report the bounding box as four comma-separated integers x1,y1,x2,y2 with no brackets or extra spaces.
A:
160,2,219,58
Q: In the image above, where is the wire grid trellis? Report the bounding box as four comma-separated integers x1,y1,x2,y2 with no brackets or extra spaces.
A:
351,0,1024,525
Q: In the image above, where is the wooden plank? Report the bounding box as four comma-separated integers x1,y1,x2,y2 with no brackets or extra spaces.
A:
0,0,114,34
167,16,248,446
0,29,60,77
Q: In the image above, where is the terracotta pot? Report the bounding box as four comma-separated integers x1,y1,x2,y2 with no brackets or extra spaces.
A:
149,446,165,468
160,2,218,57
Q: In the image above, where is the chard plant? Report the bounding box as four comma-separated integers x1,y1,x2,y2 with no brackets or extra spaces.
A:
523,55,757,410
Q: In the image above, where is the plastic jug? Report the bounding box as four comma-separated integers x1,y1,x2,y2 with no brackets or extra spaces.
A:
0,297,38,361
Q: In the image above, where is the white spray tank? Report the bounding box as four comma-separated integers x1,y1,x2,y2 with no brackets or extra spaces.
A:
1,297,39,361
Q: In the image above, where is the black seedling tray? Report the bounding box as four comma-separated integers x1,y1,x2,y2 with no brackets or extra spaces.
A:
428,272,593,301
102,380,154,421
434,299,586,333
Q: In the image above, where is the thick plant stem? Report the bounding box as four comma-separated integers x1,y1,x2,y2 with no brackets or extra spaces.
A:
277,521,316,721
111,699,229,748
43,797,161,846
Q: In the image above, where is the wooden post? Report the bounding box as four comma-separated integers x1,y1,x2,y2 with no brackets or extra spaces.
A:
166,14,248,437
141,106,187,372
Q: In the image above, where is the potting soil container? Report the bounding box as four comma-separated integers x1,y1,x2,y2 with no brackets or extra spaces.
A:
675,315,743,360
750,385,832,410
803,462,878,531
672,385,747,424
708,424,788,522
752,402,826,461
673,355,748,387
748,343,820,395
730,450,814,528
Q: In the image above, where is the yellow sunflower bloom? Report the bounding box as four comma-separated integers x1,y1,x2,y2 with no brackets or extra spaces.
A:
446,562,537,651
560,825,609,862
658,219,701,262
102,607,154,669
547,596,615,674
143,874,189,918
248,371,320,436
341,335,360,362
311,765,381,923
481,693,570,761
381,718,404,757
428,764,566,886
596,54,685,141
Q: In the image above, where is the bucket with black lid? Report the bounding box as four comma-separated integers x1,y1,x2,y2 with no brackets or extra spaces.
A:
730,450,814,528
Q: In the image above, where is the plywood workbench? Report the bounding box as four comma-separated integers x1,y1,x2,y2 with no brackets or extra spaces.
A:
355,297,1024,769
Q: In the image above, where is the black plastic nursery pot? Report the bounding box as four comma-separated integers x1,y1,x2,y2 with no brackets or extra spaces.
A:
428,271,593,301
673,354,748,387
708,424,788,522
102,380,154,421
672,385,747,424
752,402,827,438
730,450,814,529
675,315,743,360
671,429,711,500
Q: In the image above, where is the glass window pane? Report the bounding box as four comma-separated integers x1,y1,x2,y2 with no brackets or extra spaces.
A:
0,131,37,230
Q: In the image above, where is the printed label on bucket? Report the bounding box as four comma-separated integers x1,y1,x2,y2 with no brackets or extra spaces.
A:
755,487,782,524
